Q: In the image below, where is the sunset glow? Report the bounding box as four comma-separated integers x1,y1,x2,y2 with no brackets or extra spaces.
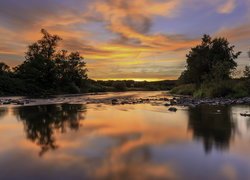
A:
0,0,250,80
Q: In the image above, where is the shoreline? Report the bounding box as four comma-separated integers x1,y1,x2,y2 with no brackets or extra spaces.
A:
0,91,250,108
172,96,250,107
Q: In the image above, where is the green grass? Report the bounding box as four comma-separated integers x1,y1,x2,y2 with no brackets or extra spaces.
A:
171,79,250,98
170,84,196,96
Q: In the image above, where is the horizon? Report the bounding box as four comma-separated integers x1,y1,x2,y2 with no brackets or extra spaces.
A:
0,0,250,81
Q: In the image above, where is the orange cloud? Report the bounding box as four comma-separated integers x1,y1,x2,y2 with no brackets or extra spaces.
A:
217,0,236,14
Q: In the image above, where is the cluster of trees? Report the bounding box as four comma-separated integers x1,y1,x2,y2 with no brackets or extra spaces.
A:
88,79,176,92
0,29,87,96
175,34,250,97
1,30,249,98
0,29,176,96
179,35,241,84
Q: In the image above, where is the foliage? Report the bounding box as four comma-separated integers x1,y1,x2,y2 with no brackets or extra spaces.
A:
243,66,250,79
0,29,88,96
172,79,250,98
179,34,241,85
112,81,127,91
170,84,196,96
193,81,235,98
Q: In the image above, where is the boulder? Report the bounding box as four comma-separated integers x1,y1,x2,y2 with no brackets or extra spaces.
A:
168,107,177,112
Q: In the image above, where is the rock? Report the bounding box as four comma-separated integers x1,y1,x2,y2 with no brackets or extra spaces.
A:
164,103,171,106
2,101,11,105
168,107,177,112
17,101,25,105
170,99,176,105
240,112,250,117
236,100,244,104
111,99,119,105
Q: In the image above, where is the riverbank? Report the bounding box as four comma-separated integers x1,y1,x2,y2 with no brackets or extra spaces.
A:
1,91,250,108
172,96,250,107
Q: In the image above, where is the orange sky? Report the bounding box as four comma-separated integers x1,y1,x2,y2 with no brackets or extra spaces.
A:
0,0,250,80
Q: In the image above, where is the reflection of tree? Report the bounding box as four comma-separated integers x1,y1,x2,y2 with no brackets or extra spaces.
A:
0,107,8,119
15,104,86,156
188,105,235,153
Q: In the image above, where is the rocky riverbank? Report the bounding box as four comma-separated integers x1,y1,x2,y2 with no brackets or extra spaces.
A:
0,92,250,108
172,96,250,107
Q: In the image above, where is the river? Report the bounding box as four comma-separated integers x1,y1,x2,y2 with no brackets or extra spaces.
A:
0,91,249,179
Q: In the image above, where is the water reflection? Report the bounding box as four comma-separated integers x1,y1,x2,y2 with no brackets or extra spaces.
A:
0,101,249,179
14,104,86,156
188,105,236,153
0,108,8,119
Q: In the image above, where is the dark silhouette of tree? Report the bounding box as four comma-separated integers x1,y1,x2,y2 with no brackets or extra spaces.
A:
14,29,60,90
244,49,250,79
0,108,8,119
15,104,86,156
0,62,26,95
179,35,241,85
112,81,127,91
188,105,235,153
0,62,10,74
244,66,250,79
13,29,87,95
55,50,88,93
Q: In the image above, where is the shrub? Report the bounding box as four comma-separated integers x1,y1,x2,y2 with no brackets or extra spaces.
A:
170,84,196,96
112,81,127,91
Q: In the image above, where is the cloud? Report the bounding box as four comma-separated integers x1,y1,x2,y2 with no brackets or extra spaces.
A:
216,23,250,42
0,0,249,80
217,0,236,14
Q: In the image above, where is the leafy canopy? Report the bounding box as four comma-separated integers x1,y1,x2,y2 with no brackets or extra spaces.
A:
179,34,241,85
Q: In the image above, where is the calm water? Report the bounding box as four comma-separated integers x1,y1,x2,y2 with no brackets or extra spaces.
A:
0,92,250,180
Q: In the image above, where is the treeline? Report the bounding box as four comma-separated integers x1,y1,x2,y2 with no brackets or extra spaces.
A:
0,29,176,96
88,79,176,92
172,34,250,98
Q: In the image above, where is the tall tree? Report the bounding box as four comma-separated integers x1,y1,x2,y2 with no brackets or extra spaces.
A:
15,29,61,91
0,62,10,74
244,49,250,79
179,35,241,85
14,29,87,94
55,50,88,93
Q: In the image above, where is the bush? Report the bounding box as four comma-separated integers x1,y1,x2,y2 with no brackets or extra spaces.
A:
87,84,108,92
192,80,250,98
112,81,127,91
170,84,196,96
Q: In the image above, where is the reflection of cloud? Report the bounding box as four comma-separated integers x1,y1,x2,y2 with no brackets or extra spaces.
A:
220,164,238,180
1,103,250,179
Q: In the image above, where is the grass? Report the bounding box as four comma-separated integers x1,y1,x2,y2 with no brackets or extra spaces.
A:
170,84,196,96
171,79,250,98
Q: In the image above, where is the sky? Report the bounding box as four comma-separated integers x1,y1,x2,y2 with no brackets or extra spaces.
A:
0,0,250,81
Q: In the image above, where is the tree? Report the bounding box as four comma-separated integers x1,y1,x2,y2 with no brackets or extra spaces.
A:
244,66,250,79
112,81,127,91
14,29,61,91
14,29,87,94
244,49,250,79
0,62,10,74
179,34,241,85
55,51,88,93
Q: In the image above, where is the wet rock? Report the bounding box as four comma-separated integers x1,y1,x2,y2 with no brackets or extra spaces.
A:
2,101,11,105
164,103,171,106
170,99,177,105
16,101,25,105
168,107,177,112
240,112,250,117
111,99,119,105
